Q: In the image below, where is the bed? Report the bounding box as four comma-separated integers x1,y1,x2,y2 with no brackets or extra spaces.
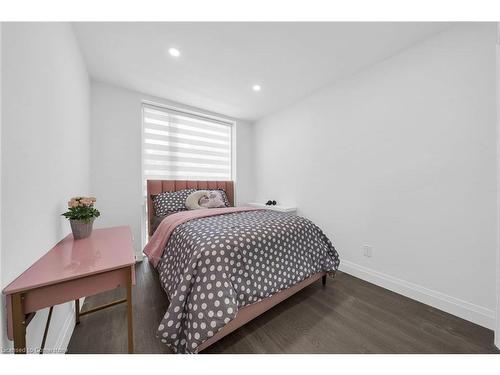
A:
145,180,340,353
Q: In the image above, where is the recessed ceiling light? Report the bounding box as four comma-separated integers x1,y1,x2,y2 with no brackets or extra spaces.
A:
252,84,261,92
168,47,180,57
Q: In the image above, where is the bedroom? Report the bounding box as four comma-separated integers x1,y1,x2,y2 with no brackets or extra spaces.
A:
0,0,499,372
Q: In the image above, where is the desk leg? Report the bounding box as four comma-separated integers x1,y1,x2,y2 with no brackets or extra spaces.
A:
12,293,26,354
75,299,80,325
126,267,134,354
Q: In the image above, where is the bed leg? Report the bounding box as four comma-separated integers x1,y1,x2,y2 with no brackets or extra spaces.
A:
322,275,327,286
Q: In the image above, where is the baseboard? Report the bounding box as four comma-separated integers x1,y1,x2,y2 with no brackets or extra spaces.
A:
339,260,496,330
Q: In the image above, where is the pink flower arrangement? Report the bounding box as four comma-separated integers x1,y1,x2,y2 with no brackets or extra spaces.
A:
63,196,100,222
68,196,97,208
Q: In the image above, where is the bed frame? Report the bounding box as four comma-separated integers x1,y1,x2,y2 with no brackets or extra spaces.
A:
146,179,327,352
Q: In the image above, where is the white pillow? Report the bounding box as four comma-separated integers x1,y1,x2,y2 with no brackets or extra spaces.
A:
185,190,209,210
199,190,227,208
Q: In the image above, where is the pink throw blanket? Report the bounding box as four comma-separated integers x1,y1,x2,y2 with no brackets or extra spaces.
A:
144,206,263,267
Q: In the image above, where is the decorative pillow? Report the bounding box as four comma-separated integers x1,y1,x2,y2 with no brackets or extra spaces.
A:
216,189,231,207
152,189,196,216
199,190,227,208
185,190,210,210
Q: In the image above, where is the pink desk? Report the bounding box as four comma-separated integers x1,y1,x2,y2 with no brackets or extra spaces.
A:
2,226,136,354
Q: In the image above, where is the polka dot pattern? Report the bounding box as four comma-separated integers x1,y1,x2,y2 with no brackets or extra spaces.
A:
153,189,196,216
155,210,340,353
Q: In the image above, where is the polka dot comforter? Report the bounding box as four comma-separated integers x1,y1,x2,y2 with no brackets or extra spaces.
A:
155,209,340,353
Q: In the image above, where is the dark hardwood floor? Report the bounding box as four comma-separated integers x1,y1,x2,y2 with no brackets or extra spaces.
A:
67,260,499,354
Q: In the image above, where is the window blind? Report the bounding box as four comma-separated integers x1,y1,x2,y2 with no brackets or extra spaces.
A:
142,104,232,181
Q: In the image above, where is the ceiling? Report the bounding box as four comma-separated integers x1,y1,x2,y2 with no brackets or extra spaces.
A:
73,22,453,121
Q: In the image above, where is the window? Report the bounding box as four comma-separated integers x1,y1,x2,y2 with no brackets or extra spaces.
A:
142,104,233,182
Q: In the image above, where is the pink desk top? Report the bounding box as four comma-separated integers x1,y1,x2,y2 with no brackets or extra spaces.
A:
2,226,135,295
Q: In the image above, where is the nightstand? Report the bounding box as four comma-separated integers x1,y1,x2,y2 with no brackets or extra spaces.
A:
247,202,297,215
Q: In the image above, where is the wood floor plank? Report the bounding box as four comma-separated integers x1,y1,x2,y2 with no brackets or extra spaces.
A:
67,261,499,354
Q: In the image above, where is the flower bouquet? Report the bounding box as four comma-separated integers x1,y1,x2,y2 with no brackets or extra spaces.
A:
62,197,100,239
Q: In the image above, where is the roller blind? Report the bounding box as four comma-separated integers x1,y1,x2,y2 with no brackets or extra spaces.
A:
142,104,233,181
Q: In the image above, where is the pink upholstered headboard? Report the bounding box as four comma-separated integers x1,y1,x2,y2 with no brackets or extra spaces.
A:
147,180,235,236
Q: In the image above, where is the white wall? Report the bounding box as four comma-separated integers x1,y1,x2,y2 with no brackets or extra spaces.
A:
253,23,497,328
234,117,255,205
1,23,90,352
90,81,254,257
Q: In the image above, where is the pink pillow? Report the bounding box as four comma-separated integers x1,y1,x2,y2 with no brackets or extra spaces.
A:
199,191,226,208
